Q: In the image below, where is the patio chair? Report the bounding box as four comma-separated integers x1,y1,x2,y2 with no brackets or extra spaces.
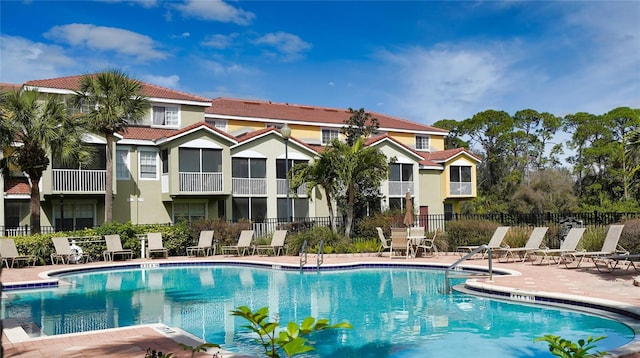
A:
51,237,86,264
186,230,215,257
593,253,640,273
389,228,410,259
495,227,548,263
255,230,287,256
456,226,510,258
532,227,585,265
561,224,626,268
103,234,134,261
146,232,168,258
0,238,36,268
416,228,440,257
221,230,254,256
376,227,391,256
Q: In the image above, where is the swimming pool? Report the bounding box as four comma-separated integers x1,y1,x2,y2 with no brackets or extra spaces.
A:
1,264,635,357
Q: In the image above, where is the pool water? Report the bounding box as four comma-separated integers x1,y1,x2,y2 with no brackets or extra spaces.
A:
1,265,634,357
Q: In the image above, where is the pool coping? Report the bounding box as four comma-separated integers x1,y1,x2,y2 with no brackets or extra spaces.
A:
2,259,639,357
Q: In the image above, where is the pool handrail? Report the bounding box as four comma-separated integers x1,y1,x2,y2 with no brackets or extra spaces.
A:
300,240,308,270
445,244,493,292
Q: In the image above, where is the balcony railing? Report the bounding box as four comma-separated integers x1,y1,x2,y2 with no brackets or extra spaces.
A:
233,178,267,195
53,169,106,192
179,172,223,193
450,182,472,196
388,181,414,196
277,179,308,196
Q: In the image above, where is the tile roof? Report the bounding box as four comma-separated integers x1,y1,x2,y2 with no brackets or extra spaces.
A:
0,83,22,92
5,177,30,195
207,98,448,134
422,147,482,163
119,122,237,143
24,75,210,103
234,127,318,153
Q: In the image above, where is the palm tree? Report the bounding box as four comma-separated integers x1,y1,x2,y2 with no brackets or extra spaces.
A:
0,90,88,234
331,136,389,238
72,70,150,223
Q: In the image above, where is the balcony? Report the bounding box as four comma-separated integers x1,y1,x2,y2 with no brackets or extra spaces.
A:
388,181,414,196
233,178,267,195
53,169,106,192
450,182,472,196
179,172,223,193
277,179,308,197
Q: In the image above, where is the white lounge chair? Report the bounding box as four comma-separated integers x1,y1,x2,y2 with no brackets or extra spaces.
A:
255,230,287,256
456,226,510,258
532,227,585,265
51,237,86,264
495,227,548,263
0,238,36,268
561,224,626,268
103,234,134,261
146,232,168,258
376,227,391,256
221,230,254,256
186,230,215,257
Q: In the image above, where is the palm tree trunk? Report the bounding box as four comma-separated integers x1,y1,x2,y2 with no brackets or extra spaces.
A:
30,176,41,234
105,134,114,223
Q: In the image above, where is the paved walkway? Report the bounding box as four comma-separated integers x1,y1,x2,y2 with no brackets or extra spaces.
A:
2,253,640,357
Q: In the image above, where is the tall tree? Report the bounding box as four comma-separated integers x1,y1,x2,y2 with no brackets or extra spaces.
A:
340,108,379,146
331,136,389,238
73,70,150,223
604,107,640,201
0,90,88,234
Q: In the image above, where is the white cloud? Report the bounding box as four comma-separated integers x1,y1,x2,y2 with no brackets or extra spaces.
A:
98,0,158,8
0,35,75,83
141,74,180,88
173,0,255,26
171,32,191,39
201,33,238,49
44,24,166,61
254,32,312,62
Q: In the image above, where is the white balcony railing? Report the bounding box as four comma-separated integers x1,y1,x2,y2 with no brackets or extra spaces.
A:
232,178,267,195
277,179,308,196
179,172,223,193
450,182,472,196
388,181,414,196
53,169,106,192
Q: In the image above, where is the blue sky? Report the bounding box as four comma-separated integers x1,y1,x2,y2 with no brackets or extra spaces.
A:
1,0,638,126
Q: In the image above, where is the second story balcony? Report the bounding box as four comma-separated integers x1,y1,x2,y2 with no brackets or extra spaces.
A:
277,179,308,197
179,172,223,193
450,182,472,196
388,181,414,196
53,169,106,192
233,178,267,195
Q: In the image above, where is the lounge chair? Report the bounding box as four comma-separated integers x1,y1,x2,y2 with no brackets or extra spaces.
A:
389,228,410,259
0,238,36,268
416,228,440,257
51,237,86,264
254,230,287,256
593,253,640,273
456,226,510,258
495,227,548,263
146,232,168,258
221,230,254,256
186,230,215,257
532,227,585,265
561,224,626,268
103,234,134,261
376,227,391,256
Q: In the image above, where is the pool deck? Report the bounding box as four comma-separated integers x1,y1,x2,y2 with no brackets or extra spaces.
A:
2,252,640,357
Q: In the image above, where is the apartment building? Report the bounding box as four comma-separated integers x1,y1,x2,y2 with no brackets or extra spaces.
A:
0,75,480,234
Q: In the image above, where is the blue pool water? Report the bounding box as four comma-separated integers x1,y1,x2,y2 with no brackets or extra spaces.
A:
1,265,635,357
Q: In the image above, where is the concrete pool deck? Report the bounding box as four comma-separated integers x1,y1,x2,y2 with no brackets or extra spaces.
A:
2,253,640,357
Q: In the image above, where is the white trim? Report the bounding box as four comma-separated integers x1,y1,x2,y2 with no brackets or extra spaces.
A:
156,126,237,146
394,156,414,164
233,149,267,158
276,151,310,160
179,138,221,149
81,133,106,144
147,97,210,107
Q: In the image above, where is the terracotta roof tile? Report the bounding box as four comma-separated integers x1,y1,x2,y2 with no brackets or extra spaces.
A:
5,177,30,195
422,147,481,163
207,98,447,134
119,126,177,141
24,75,209,103
0,83,22,92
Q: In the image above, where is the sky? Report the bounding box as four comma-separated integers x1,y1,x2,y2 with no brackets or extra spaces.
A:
1,0,639,127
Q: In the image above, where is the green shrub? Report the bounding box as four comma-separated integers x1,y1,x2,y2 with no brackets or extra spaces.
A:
620,218,640,254
353,210,404,239
580,226,608,252
287,226,347,255
503,227,536,248
444,220,501,250
190,218,252,246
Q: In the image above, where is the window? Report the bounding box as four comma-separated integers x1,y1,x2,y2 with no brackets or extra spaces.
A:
116,148,130,180
416,136,430,151
139,149,159,180
173,202,206,223
276,159,305,179
161,149,169,174
232,158,266,178
321,129,339,145
55,202,95,230
152,105,179,127
67,99,93,116
266,123,284,129
450,165,472,195
389,163,413,182
180,148,222,173
232,197,267,222
206,119,227,131
53,144,106,170
277,198,309,221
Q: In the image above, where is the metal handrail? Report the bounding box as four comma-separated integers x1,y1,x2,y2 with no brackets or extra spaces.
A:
299,240,308,271
445,245,493,292
317,240,324,270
